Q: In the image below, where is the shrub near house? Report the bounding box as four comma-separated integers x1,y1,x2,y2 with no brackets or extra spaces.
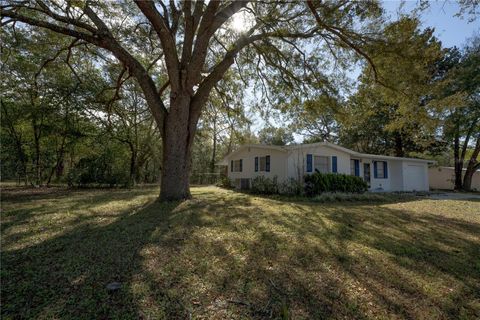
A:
249,173,367,196
251,176,279,194
304,172,368,196
251,176,304,195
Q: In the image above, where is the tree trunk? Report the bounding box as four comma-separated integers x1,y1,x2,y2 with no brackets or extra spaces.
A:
1,102,29,185
47,135,67,186
131,100,138,186
210,115,217,174
33,124,42,187
56,160,64,179
463,172,473,191
394,132,404,157
15,138,28,186
462,137,480,191
129,144,137,187
453,127,463,190
159,95,196,201
227,126,234,154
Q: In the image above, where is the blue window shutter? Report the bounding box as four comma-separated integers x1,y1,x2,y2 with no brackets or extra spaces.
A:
255,157,258,172
231,160,233,172
383,161,388,179
354,159,360,176
306,154,313,172
239,159,243,172
332,156,337,173
374,161,378,178
266,155,270,172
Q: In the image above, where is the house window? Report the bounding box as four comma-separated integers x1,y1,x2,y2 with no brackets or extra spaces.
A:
374,161,388,179
350,159,360,176
231,159,242,172
255,155,270,172
314,156,329,173
260,157,267,171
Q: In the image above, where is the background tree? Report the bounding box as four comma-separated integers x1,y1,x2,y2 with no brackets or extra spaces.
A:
1,26,164,187
258,126,294,146
338,17,460,157
442,36,480,190
103,81,162,186
1,28,98,186
191,74,251,183
288,93,341,144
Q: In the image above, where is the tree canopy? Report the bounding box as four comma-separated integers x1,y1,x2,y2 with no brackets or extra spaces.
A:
1,1,479,193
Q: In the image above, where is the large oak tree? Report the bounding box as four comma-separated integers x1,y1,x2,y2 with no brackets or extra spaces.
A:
1,0,383,200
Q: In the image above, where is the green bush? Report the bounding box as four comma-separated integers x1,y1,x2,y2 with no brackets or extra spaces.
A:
311,192,416,203
67,153,130,187
216,175,233,189
251,176,279,194
304,172,367,196
278,178,304,196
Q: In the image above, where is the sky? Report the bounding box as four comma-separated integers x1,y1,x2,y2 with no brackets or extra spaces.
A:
382,0,479,48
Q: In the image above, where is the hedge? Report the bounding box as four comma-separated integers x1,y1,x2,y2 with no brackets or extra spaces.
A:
304,172,368,196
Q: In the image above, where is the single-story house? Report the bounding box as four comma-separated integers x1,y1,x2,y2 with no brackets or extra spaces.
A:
220,142,435,192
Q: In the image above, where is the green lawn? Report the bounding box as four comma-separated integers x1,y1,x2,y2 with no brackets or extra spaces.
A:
1,186,479,319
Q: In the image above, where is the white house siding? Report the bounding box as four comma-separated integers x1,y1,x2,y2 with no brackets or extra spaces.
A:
402,161,429,191
368,159,391,191
287,145,352,180
388,160,404,191
227,147,288,183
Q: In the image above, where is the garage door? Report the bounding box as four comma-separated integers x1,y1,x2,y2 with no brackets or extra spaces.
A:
404,164,425,191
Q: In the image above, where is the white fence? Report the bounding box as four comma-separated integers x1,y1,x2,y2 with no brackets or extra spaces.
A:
429,166,480,191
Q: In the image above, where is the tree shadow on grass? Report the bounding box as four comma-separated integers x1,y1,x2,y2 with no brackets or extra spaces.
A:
260,202,480,318
1,187,258,319
1,188,159,247
1,197,187,319
1,186,159,205
1,187,480,319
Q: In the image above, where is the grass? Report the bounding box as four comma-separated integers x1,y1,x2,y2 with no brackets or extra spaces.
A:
267,192,421,203
1,186,479,319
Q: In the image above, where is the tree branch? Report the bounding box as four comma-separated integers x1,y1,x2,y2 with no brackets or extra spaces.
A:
134,0,180,93
306,0,380,81
180,0,204,66
1,9,99,43
190,27,319,129
34,0,97,33
187,1,249,89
